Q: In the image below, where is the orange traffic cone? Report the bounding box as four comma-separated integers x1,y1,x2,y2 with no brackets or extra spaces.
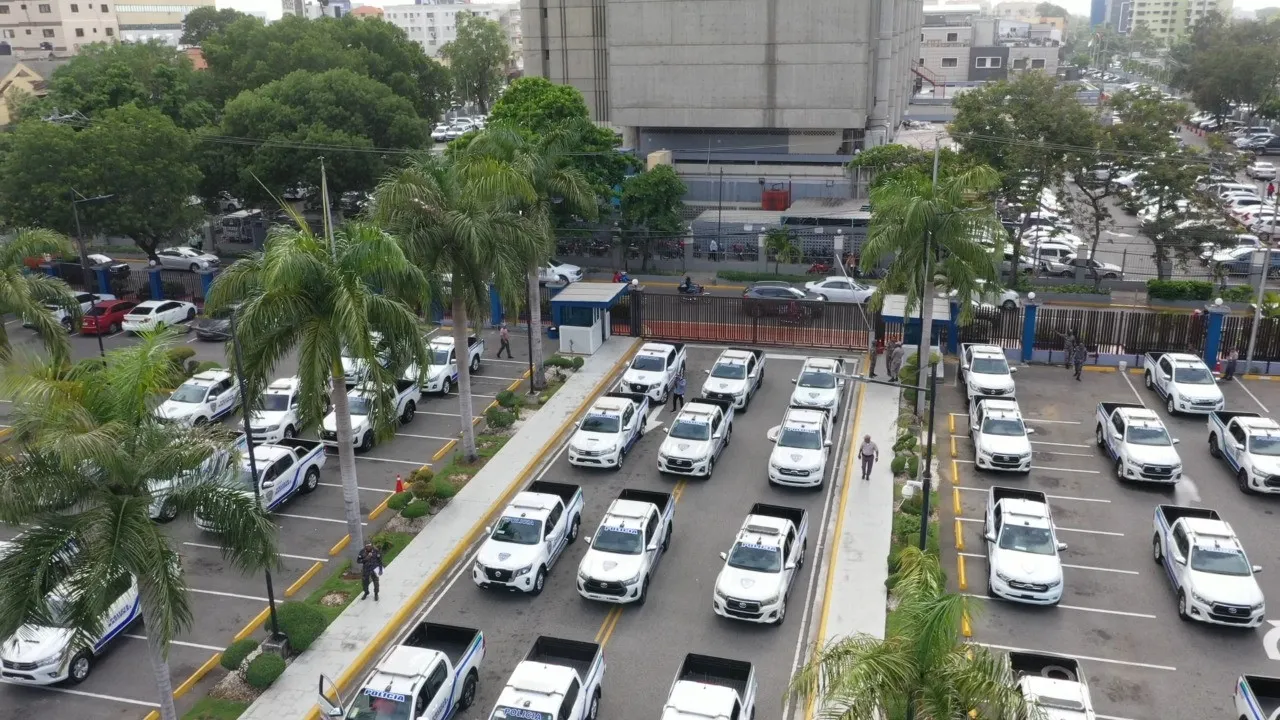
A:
394,474,404,493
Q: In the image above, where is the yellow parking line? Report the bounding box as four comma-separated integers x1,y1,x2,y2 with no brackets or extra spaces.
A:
144,712,159,720
954,519,965,551
286,561,325,597
432,439,457,462
329,534,351,557
957,554,968,591
234,608,270,642
951,459,958,483
594,606,622,644
368,494,392,521
961,610,973,637
173,652,222,699
952,487,961,515
672,479,688,503
507,378,522,392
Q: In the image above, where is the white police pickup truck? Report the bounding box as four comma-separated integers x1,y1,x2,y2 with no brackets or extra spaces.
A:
474,481,583,596
1153,504,1265,627
959,343,1017,405
568,392,650,470
148,434,246,523
1207,411,1280,494
490,637,605,720
1235,675,1280,720
968,397,1035,473
421,335,485,395
195,438,325,531
767,407,833,487
1143,351,1225,415
321,379,420,452
318,621,484,720
662,654,757,720
657,398,734,478
1096,402,1183,484
577,489,673,605
713,503,808,625
154,370,240,426
700,347,766,410
619,342,687,403
1008,652,1097,720
247,376,316,444
983,487,1066,605
789,357,845,416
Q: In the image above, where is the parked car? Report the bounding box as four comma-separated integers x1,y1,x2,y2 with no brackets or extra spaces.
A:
740,282,824,318
1247,161,1277,180
1046,254,1123,279
79,299,137,336
191,305,235,341
1257,137,1280,155
121,300,198,333
803,276,875,303
431,123,450,142
150,247,220,272
22,291,116,333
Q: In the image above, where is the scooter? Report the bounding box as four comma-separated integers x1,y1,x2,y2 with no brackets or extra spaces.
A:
677,283,710,302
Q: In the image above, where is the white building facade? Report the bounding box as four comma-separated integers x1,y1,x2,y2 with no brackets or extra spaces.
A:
382,1,518,59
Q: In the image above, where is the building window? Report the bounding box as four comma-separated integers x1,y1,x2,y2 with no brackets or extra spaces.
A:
976,56,1001,68
543,48,549,60
75,27,84,35
42,27,53,35
37,3,50,11
988,57,1001,67
104,26,112,34
70,2,79,9
946,31,958,41
919,57,925,65
1,29,13,37
1013,58,1026,69
101,3,107,9
91,25,95,31
941,57,958,67
0,4,8,11
1031,58,1045,68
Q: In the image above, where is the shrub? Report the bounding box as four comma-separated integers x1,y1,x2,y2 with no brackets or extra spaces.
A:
1221,284,1254,303
485,407,515,429
190,360,223,375
717,270,814,283
1040,284,1111,296
431,478,458,499
893,434,918,452
244,653,286,690
410,479,434,501
545,355,575,370
890,455,908,475
160,280,189,300
401,500,431,519
407,466,434,485
571,356,584,370
1145,279,1214,301
891,511,922,544
275,602,326,653
166,346,196,371
386,492,412,511
905,454,920,478
220,638,259,671
496,390,520,409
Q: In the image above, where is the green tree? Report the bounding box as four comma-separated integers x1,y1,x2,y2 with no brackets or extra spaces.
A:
764,228,801,273
180,6,248,46
619,165,687,272
0,105,203,260
789,546,1029,720
206,219,430,557
0,228,79,359
439,13,509,113
0,331,277,720
861,166,1004,413
374,153,534,462
489,77,591,131
847,144,972,192
1169,14,1280,118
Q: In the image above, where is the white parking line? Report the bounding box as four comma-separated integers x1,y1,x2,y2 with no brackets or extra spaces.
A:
420,411,481,420
1122,372,1146,406
487,358,529,365
975,643,1176,671
182,541,328,563
965,593,1156,619
954,459,1100,474
1034,450,1095,457
470,375,524,381
1097,715,1139,720
188,587,270,602
395,432,455,441
356,456,431,467
959,552,1138,574
1032,440,1093,449
277,512,368,526
0,681,159,707
1022,418,1082,425
956,517,1123,536
1236,380,1270,413
318,482,395,493
954,486,1110,503
124,634,223,651
446,393,496,399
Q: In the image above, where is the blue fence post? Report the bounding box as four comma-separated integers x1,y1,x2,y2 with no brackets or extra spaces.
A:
430,299,444,324
148,268,164,300
947,300,960,355
95,268,111,295
41,263,56,278
489,285,503,327
1021,301,1039,364
1205,305,1227,371
199,270,216,301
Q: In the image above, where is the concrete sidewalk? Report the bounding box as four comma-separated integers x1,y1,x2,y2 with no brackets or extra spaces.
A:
239,337,639,720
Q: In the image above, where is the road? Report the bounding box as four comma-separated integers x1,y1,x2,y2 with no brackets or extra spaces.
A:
407,344,863,719
0,318,532,719
941,364,1280,719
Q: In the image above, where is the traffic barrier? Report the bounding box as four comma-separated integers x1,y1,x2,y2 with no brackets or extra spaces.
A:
394,474,404,493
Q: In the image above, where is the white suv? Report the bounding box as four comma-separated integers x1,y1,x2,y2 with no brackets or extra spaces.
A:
154,370,240,426
767,408,832,487
789,357,845,415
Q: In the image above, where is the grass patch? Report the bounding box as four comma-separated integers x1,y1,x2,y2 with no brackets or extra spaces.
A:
182,698,248,720
302,530,416,624
717,270,814,284
432,434,511,490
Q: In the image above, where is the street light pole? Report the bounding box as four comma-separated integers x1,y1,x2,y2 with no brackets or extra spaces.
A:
526,276,536,395
1246,190,1280,371
70,189,114,358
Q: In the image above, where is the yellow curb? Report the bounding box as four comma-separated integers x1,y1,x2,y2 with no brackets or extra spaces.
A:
173,652,222,699
328,534,351,557
368,494,392,521
144,712,159,720
432,439,457,462
952,487,961,515
1082,366,1116,372
286,561,325,597
950,435,957,458
954,518,965,551
949,413,955,434
0,428,11,440
951,459,958,484
957,554,968,591
506,379,522,392
962,611,973,637
1243,375,1280,381
305,338,643,720
234,608,270,642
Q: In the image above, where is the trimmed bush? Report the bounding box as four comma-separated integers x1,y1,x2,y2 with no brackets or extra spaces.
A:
1043,284,1111,296
190,360,223,375
890,455,908,475
571,356,584,370
485,407,515,429
1221,284,1254,303
220,638,259,671
905,454,920,478
386,492,412,511
401,500,431,519
431,479,458,500
166,346,197,370
244,653,286,690
275,602,326,653
893,434,918,452
496,390,519,409
717,270,814,283
410,479,434,501
1146,279,1214,301
545,355,575,370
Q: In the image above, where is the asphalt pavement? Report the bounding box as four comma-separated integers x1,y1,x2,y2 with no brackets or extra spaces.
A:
411,344,863,720
941,364,1280,719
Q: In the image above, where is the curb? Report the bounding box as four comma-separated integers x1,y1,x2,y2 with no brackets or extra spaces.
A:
286,561,325,597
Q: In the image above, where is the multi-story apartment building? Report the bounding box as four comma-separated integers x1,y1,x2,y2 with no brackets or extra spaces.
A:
919,12,1059,83
1125,0,1230,40
0,0,117,54
383,1,518,59
114,0,211,44
920,4,979,83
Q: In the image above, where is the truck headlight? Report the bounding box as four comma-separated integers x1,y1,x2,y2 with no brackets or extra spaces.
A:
474,561,485,573
578,570,589,582
601,445,618,455
760,594,780,605
621,573,641,586
31,648,67,667
714,587,728,600
996,571,1014,582
512,565,532,578
1190,589,1209,604
1253,601,1266,610
1045,579,1061,588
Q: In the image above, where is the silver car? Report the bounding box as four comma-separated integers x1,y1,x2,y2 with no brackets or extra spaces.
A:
151,247,220,272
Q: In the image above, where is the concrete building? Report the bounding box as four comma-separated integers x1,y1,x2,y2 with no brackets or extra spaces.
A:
1125,0,1230,40
383,1,517,59
0,0,118,54
0,55,70,124
114,0,211,44
351,4,382,17
920,4,980,83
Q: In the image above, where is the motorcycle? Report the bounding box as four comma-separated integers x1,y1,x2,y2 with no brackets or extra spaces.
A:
806,261,832,275
677,283,709,302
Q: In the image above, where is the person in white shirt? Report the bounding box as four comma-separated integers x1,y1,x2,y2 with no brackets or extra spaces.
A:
859,435,879,481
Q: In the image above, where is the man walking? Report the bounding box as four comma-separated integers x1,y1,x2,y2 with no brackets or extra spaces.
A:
859,434,879,481
888,341,905,382
708,238,719,262
671,372,686,412
867,331,879,378
1061,329,1078,369
497,323,513,359
1224,347,1240,381
357,541,384,601
1071,341,1088,382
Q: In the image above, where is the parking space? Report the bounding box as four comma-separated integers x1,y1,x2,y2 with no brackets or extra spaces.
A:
942,365,1280,720
413,344,861,718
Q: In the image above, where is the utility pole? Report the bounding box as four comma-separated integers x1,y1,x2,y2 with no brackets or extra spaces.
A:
70,189,114,358
319,157,337,260
716,167,724,246
1245,189,1280,371
915,137,943,388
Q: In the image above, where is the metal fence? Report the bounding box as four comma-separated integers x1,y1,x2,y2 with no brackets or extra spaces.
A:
630,292,871,350
956,307,1024,349
1222,316,1280,362
1033,307,1207,356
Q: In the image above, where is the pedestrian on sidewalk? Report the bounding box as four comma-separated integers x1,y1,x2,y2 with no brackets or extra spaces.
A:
1060,329,1078,369
357,541,384,601
671,372,686,412
859,434,879,481
888,341,905,382
1269,181,1277,199
1071,341,1088,381
497,323,513,358
708,238,719,262
1224,347,1240,381
867,332,879,378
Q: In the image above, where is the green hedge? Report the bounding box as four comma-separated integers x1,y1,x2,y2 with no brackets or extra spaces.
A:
220,638,259,671
717,270,812,284
401,500,431,519
244,653,286,690
276,602,326,652
485,407,515,428
1039,284,1112,296
1146,279,1214,300
1221,285,1254,303
386,492,412,511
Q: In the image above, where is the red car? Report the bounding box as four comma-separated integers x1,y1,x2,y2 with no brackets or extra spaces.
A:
80,299,138,335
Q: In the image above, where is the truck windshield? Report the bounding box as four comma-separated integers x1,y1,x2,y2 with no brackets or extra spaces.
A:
1174,367,1215,384
1125,426,1171,445
727,542,782,572
261,394,291,412
631,356,665,372
710,362,747,379
669,420,710,441
998,525,1056,555
797,371,836,389
346,689,413,720
491,708,554,720
1190,547,1253,576
1250,436,1280,456
430,348,452,365
981,418,1025,436
346,395,372,416
778,428,823,449
491,516,542,545
971,357,1009,374
580,414,620,433
591,526,644,554
169,383,208,404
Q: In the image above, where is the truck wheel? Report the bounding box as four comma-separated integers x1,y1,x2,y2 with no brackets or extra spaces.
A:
283,425,296,440
725,424,733,446
614,448,625,471
773,601,786,626
1144,372,1153,389
1238,468,1256,494
1177,590,1190,621
568,515,580,543
1209,434,1221,458
1152,534,1163,565
359,431,374,452
459,671,478,710
530,566,546,596
470,354,480,372
302,466,320,493
156,499,179,523
799,540,807,568
1166,396,1176,415
588,689,601,720
441,378,453,395
401,400,416,424
637,577,649,605
1095,425,1105,447
663,524,671,551
1114,458,1125,482
68,650,93,684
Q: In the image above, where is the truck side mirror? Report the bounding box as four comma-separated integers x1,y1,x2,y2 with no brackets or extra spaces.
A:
785,562,797,571
648,541,660,552
1057,542,1068,551
719,551,728,560
484,526,492,535
1010,367,1019,373
713,432,723,439
1025,427,1035,434
1172,438,1181,445
1254,565,1264,574
984,532,996,542
1161,373,1171,381
704,369,710,374
792,378,797,384
824,440,832,448
585,535,593,544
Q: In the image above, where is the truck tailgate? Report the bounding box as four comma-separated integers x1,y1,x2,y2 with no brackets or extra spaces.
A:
991,486,1047,505
526,636,599,678
747,502,805,529
1157,504,1221,525
526,480,581,506
678,654,751,698
618,489,672,514
403,622,481,666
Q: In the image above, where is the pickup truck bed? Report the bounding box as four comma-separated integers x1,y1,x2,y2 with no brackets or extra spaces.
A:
1157,504,1221,525
678,654,751,697
274,438,323,455
1008,651,1081,680
527,480,581,505
618,489,672,513
1099,401,1145,416
748,502,806,529
1242,675,1280,719
402,622,480,666
605,391,651,407
526,636,599,678
691,397,735,414
393,378,417,394
1213,411,1263,425
992,486,1047,505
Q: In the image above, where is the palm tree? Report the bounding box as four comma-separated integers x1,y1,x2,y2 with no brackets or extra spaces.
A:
461,124,598,390
860,166,1005,414
764,228,801,274
0,330,277,720
206,219,430,555
0,227,82,360
373,152,535,461
789,546,1031,720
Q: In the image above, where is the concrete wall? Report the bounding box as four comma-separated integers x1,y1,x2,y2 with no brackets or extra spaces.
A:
967,45,1008,80
1008,45,1057,74
920,25,971,82
521,0,610,120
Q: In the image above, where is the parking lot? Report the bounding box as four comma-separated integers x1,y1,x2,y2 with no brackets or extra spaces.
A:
0,317,532,718
942,362,1280,720
409,344,862,719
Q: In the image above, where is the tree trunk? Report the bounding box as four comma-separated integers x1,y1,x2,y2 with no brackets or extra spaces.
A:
144,622,179,720
915,278,936,417
527,265,546,391
454,297,479,462
329,365,365,559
